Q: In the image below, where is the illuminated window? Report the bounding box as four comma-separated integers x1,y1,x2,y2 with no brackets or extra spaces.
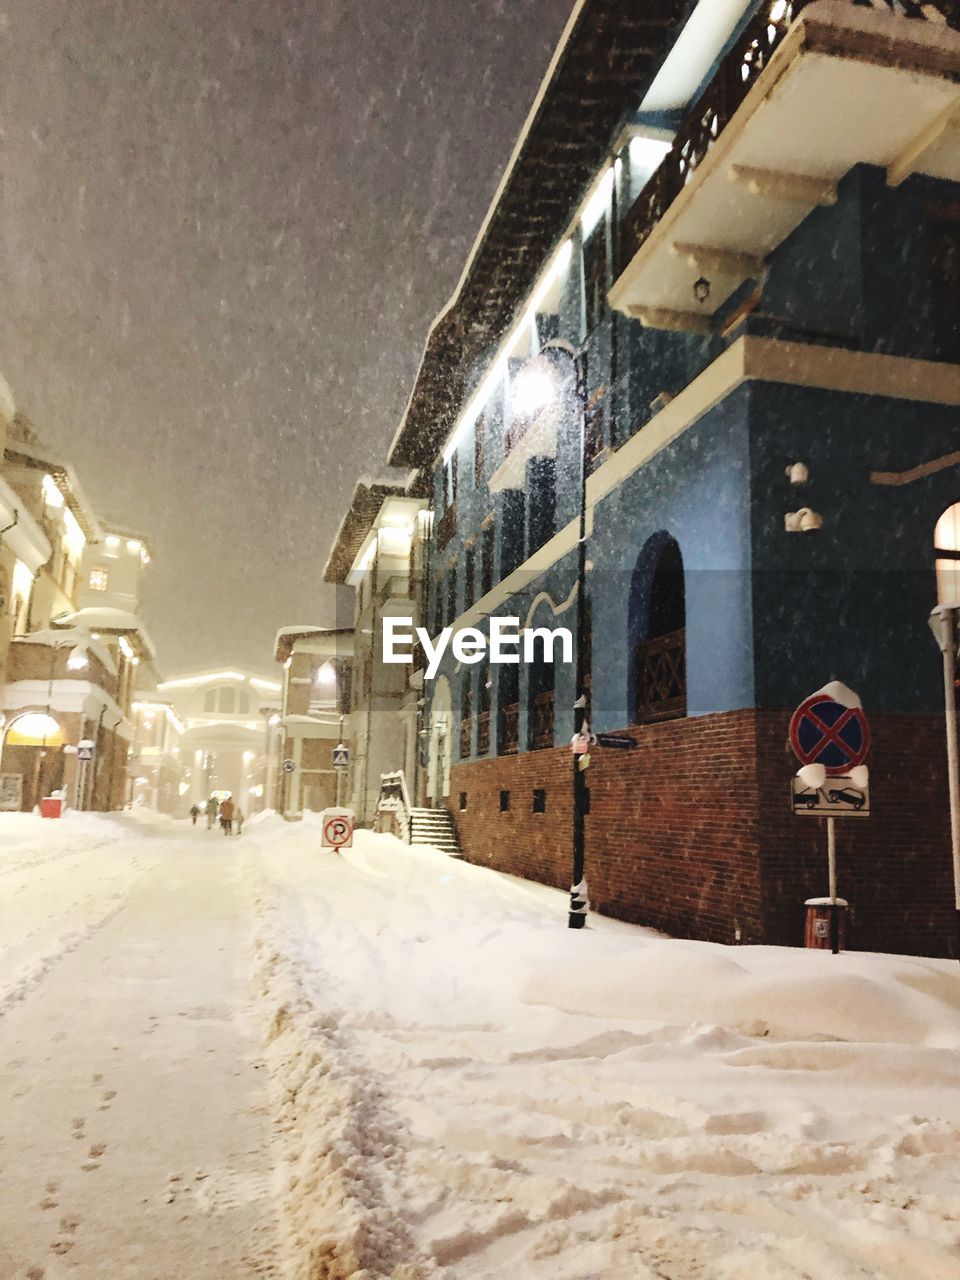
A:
89,566,109,592
935,504,960,604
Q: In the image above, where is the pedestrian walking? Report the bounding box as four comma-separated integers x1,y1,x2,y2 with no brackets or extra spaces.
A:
205,796,217,830
234,805,244,836
219,794,235,836
190,803,200,826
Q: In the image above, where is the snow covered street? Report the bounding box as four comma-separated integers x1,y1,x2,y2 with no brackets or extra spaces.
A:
2,811,960,1279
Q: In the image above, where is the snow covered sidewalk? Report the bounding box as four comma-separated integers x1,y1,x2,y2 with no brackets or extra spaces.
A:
0,812,278,1279
249,816,960,1280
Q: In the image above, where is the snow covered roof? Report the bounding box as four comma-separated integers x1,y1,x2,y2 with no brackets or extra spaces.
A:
4,421,103,541
274,625,353,664
52,607,157,661
322,475,428,585
387,0,691,470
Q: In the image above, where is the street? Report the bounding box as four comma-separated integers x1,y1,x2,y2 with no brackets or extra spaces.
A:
2,812,960,1280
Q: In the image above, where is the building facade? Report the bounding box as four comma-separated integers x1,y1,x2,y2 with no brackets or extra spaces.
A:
272,627,354,818
0,396,155,812
321,480,431,823
378,0,960,956
155,668,281,816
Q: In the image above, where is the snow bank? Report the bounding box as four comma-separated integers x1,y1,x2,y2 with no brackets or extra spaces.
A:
245,826,960,1280
519,937,960,1048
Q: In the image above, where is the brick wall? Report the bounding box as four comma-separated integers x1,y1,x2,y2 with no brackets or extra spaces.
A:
449,708,957,958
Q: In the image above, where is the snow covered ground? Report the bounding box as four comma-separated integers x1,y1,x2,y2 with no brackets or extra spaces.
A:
1,809,959,1279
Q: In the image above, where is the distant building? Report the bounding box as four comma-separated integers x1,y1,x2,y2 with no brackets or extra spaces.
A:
0,399,155,811
321,479,430,822
156,668,281,816
272,627,354,818
367,0,960,956
127,695,185,814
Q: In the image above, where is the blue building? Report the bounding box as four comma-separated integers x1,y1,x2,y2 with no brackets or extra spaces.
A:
381,0,960,955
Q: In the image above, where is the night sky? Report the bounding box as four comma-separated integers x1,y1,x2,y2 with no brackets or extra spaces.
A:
1,0,573,674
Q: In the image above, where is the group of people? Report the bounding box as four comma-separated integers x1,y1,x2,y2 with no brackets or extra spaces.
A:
189,795,244,835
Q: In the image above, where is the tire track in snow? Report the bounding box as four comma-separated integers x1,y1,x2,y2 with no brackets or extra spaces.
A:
249,863,432,1280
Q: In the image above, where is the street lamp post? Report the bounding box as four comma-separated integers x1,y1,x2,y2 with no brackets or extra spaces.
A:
929,602,960,961
515,337,591,928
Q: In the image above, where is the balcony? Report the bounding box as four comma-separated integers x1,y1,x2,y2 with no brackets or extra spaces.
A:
610,0,960,332
500,702,519,755
636,628,686,724
531,690,555,750
435,502,457,551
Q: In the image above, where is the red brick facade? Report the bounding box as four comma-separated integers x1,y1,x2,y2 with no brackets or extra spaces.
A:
448,709,956,958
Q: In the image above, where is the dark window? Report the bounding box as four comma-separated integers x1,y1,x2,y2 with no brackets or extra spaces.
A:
447,452,459,507
459,679,473,759
526,457,556,557
501,490,525,577
476,666,491,755
499,789,510,812
474,413,486,481
532,788,547,814
498,659,520,755
636,538,686,723
583,223,608,335
529,659,555,750
929,215,960,363
464,544,475,610
458,791,468,811
446,568,457,625
481,521,495,596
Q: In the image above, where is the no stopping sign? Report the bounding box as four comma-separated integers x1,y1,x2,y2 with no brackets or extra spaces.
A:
789,692,870,777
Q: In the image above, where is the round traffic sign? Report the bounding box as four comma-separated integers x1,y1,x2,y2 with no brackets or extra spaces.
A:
323,815,352,846
789,695,869,777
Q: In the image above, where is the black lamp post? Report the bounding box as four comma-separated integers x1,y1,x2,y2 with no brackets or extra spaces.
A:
514,337,591,928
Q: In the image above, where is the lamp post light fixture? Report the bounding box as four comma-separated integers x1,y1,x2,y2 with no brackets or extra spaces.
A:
512,336,591,929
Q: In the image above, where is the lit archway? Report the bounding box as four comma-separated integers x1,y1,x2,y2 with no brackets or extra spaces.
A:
630,533,686,723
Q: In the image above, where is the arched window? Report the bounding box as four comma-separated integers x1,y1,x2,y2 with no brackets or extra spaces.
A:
204,689,216,712
236,690,249,715
634,535,686,723
219,687,236,715
935,504,960,604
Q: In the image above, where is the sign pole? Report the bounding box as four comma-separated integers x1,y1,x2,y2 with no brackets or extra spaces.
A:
938,607,960,961
827,815,839,955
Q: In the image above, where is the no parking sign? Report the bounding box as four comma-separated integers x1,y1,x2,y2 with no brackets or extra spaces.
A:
321,807,355,852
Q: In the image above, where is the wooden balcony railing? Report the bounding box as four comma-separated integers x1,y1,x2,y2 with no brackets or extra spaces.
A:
636,628,686,724
531,690,555,750
621,0,959,270
436,502,457,551
500,702,519,755
476,710,490,756
459,715,472,760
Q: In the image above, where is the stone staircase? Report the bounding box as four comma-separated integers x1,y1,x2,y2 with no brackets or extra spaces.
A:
408,807,460,855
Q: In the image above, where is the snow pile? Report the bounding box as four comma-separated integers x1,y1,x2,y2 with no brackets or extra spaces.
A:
519,936,960,1048
245,826,960,1280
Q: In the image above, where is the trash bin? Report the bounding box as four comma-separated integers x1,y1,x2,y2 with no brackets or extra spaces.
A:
804,897,847,950
40,796,63,819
